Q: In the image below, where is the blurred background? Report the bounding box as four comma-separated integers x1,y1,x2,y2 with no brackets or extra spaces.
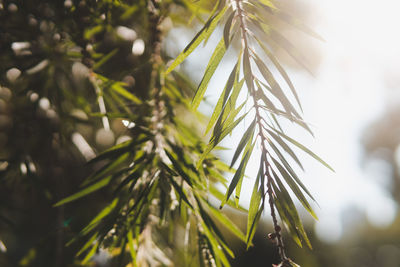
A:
1,0,400,266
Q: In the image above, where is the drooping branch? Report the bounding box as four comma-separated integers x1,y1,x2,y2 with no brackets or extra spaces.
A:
234,0,287,261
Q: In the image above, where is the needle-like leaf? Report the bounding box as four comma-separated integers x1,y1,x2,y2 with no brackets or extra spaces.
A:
205,62,238,134
220,141,254,208
269,127,334,172
54,176,112,207
192,38,227,110
230,119,256,168
246,162,263,247
272,157,318,220
166,6,228,74
223,11,236,48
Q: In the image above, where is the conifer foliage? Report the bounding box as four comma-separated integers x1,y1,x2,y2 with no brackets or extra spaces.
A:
0,0,331,266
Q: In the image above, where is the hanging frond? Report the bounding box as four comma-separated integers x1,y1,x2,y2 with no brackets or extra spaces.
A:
167,0,333,265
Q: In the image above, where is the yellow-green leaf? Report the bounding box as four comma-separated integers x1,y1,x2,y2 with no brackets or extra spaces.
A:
166,5,228,74
207,203,246,242
230,119,256,168
127,230,137,266
111,83,141,104
192,37,227,110
205,62,238,134
223,11,235,48
54,176,112,207
272,158,317,220
270,127,334,172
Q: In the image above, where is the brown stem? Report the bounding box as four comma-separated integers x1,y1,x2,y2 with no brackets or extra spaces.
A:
234,0,287,261
148,0,165,153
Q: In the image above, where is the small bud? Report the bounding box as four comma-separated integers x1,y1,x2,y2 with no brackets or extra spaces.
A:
275,225,281,232
267,233,277,245
267,233,276,239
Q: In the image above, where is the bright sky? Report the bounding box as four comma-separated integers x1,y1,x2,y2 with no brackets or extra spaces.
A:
297,0,400,242
168,0,400,244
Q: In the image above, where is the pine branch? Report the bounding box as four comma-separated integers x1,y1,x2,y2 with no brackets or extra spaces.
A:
234,0,287,261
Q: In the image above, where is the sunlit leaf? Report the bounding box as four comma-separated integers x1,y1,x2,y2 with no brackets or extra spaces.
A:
206,202,246,242
209,185,247,211
200,222,231,267
266,129,303,170
243,49,254,92
269,127,334,171
81,198,119,235
198,111,247,167
230,119,256,168
166,5,228,74
255,36,302,111
273,195,302,248
275,11,324,41
205,62,238,134
84,25,104,40
257,0,277,9
272,158,318,220
211,76,245,137
220,140,254,208
212,101,245,145
54,176,112,207
111,83,141,104
235,131,255,206
223,11,236,48
271,145,316,204
246,163,263,247
192,37,227,110
270,29,314,75
81,242,99,264
253,53,300,118
271,174,311,248
127,230,137,266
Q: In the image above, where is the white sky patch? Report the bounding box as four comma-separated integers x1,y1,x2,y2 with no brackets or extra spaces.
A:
315,208,343,243
300,0,400,239
366,195,397,228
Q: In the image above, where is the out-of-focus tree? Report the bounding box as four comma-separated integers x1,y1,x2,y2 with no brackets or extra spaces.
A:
0,0,328,266
362,106,400,203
